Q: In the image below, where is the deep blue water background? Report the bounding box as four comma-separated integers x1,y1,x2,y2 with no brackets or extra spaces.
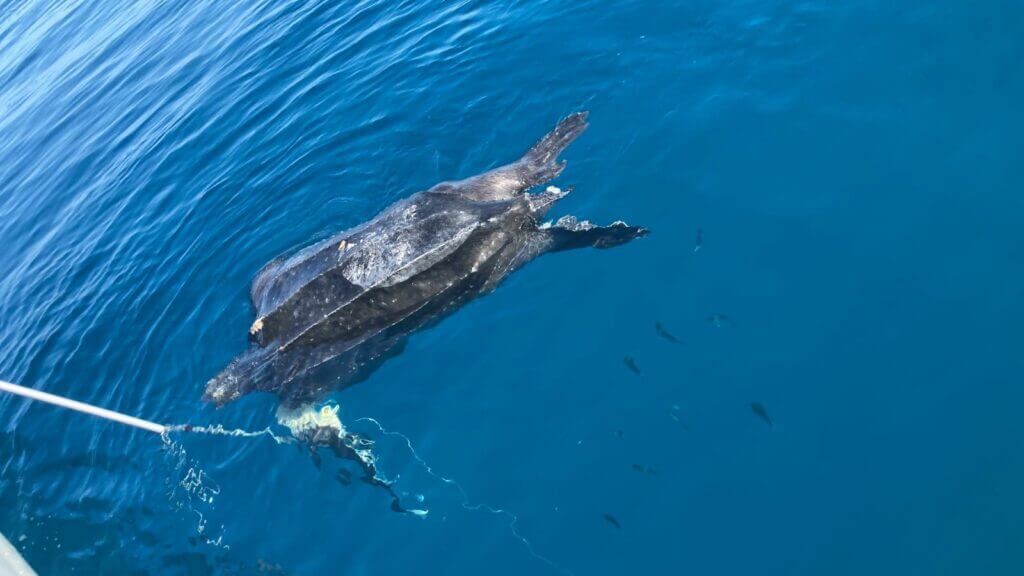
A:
1,0,1022,574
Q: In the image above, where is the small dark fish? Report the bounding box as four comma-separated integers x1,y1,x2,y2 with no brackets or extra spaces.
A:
256,559,286,574
631,464,658,475
335,468,352,486
655,322,681,344
694,228,703,252
615,430,624,439
707,313,730,328
603,514,622,530
751,402,773,427
623,356,641,374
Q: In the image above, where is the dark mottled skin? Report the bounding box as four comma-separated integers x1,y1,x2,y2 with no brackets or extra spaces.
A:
205,112,647,407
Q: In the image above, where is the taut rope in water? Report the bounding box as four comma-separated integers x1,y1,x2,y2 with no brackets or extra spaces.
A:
0,379,167,434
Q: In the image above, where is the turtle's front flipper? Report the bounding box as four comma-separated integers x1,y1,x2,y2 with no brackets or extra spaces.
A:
516,111,589,188
430,112,589,201
543,216,649,252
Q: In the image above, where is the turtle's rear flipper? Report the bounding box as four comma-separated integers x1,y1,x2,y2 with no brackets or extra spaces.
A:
544,217,649,252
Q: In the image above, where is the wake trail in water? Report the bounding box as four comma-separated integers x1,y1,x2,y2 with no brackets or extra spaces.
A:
356,417,575,576
166,423,296,444
159,422,305,548
160,431,229,549
160,411,569,572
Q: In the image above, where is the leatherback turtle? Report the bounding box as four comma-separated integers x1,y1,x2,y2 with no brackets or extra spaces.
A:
205,112,647,408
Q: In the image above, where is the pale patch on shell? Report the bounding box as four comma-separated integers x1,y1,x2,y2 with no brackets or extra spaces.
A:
249,318,264,335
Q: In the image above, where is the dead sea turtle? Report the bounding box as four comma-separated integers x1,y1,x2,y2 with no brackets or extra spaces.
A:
204,112,647,408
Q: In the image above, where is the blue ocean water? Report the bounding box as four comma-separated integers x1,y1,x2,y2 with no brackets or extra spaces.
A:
1,0,1022,574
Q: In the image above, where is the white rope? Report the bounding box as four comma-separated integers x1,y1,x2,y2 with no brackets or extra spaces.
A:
0,379,166,435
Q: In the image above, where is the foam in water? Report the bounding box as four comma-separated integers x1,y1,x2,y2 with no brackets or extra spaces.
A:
160,432,230,549
356,416,574,575
159,415,310,549
275,403,383,480
166,423,295,444
166,404,576,552
276,403,344,434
